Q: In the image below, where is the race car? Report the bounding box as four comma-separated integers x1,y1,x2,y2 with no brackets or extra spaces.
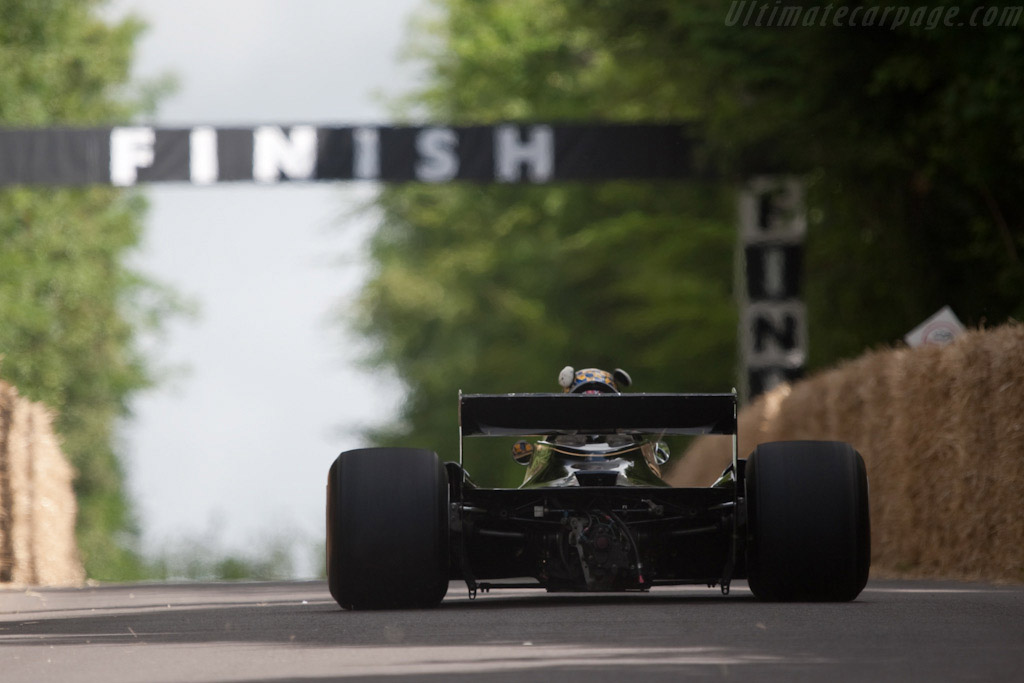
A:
326,367,870,609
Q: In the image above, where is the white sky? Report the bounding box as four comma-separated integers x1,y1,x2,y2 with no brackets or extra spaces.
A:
107,0,426,576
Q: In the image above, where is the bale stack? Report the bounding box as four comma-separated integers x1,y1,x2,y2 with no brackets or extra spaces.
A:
666,322,1024,583
0,379,85,586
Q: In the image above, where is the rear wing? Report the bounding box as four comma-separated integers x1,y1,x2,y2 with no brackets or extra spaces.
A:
459,392,737,437
458,390,740,479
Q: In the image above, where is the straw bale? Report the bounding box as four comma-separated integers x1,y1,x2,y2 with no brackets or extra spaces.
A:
0,379,84,586
6,389,36,583
25,402,85,586
0,383,13,581
666,322,1024,583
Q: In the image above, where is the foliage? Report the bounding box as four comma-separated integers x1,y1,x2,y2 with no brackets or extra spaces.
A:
355,0,1024,483
562,0,1024,361
360,182,736,482
145,535,296,582
358,0,738,483
0,0,176,579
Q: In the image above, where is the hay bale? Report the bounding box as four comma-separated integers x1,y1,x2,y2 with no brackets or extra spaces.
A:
666,322,1024,583
26,401,85,586
6,386,36,583
0,379,84,586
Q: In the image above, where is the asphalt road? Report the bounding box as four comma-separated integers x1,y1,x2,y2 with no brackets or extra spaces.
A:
1,579,1022,682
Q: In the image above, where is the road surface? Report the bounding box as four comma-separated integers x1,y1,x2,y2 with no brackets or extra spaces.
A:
2,579,1022,681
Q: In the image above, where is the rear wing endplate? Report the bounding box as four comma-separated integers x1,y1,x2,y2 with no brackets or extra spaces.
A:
459,392,737,438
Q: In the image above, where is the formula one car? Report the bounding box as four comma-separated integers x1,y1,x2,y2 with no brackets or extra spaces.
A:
326,368,870,609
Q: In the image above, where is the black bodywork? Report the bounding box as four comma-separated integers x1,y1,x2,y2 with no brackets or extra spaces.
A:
451,392,745,595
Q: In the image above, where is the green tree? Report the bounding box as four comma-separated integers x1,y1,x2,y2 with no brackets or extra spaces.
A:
355,0,738,483
355,0,1024,483
562,0,1024,363
0,0,175,579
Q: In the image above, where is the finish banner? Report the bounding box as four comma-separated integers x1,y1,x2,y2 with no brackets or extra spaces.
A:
0,124,705,187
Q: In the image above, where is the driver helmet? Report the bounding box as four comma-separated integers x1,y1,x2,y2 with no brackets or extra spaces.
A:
558,366,632,394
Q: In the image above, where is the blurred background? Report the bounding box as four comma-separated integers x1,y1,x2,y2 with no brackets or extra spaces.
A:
0,0,1021,580
109,0,421,579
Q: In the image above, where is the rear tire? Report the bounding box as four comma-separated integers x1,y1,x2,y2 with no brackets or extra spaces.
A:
326,447,449,609
745,440,870,601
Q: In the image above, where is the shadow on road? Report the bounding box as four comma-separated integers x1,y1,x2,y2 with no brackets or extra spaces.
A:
2,580,1022,683
0,580,766,648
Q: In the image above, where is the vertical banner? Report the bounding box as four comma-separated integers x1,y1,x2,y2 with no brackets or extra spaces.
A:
737,176,807,402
